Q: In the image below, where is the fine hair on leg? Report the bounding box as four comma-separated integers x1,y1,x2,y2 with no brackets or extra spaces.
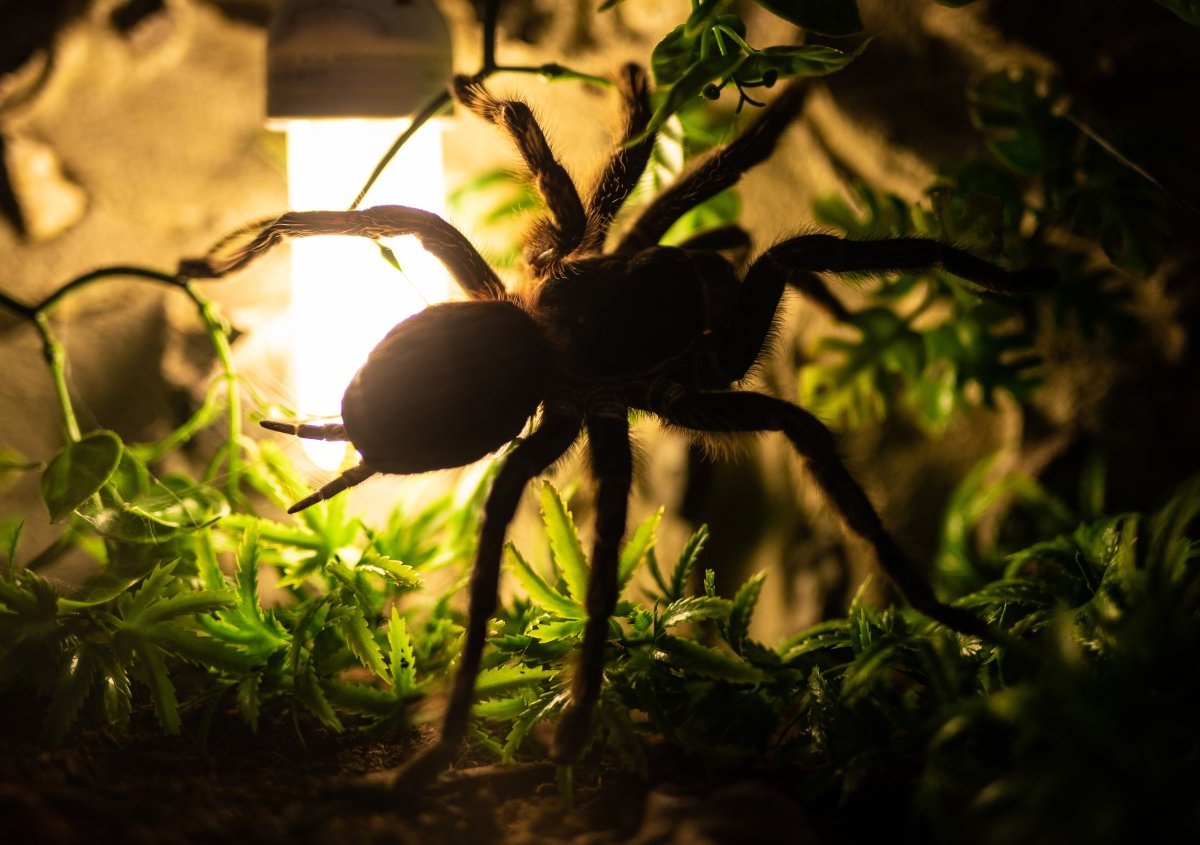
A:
656,390,992,639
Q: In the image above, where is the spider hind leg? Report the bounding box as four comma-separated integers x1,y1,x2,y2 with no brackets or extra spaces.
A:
259,419,348,441
286,462,377,514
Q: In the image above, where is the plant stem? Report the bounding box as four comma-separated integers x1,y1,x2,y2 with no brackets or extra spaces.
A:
184,283,242,501
32,312,81,443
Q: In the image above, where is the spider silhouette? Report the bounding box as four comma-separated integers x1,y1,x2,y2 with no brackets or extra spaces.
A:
184,66,1051,783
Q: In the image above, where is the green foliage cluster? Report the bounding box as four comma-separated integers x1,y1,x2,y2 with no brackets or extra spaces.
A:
799,63,1167,430
5,422,1198,840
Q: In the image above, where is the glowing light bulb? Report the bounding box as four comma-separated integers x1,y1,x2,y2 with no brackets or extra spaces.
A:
266,0,453,470
285,118,449,468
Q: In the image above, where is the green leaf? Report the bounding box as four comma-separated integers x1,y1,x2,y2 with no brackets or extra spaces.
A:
474,664,556,698
527,617,586,642
131,589,234,628
506,543,581,618
387,607,416,692
474,696,528,720
358,556,422,590
968,70,1071,175
137,642,181,735
659,596,732,629
44,646,99,745
670,525,709,601
40,430,122,522
642,51,746,141
295,664,343,731
654,635,766,683
753,0,864,36
540,483,590,604
330,604,389,682
738,42,866,83
100,661,132,733
1155,0,1200,25
728,571,767,652
619,507,663,587
651,24,697,86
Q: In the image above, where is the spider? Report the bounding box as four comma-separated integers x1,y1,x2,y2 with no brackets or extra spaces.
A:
184,65,1051,784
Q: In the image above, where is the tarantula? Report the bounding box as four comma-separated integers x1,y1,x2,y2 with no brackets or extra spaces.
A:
185,65,1050,782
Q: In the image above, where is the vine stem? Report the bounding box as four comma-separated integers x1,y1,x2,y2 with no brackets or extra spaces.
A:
32,313,81,443
0,268,243,497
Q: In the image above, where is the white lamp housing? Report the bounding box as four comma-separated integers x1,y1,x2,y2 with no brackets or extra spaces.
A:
267,0,454,469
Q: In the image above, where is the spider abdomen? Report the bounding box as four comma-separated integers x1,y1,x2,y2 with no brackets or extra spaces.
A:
341,300,553,474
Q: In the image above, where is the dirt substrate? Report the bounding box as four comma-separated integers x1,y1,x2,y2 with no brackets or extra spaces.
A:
0,716,825,845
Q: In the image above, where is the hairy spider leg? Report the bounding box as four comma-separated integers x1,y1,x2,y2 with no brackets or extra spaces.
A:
715,234,1055,380
655,391,992,640
178,207,505,300
259,419,348,441
389,411,582,791
579,64,654,253
453,76,587,264
616,81,810,254
551,411,633,763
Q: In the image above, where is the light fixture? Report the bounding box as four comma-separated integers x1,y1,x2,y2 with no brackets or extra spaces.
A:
267,0,453,468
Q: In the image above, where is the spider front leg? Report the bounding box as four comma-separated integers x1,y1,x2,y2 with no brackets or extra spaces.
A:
551,409,632,764
387,410,580,791
178,207,506,300
655,391,993,640
453,76,587,263
617,81,809,254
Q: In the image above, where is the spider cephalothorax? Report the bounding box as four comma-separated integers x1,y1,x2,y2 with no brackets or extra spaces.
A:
188,64,1051,783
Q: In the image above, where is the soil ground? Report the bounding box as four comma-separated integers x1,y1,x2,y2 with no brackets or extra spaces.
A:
0,713,820,845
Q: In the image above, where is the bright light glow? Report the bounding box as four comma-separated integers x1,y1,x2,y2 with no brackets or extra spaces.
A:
285,118,449,468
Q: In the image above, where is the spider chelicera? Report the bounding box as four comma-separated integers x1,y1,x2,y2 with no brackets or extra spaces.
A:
184,65,1051,783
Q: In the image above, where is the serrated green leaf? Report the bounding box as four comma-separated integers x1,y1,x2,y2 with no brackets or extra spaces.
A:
41,430,122,523
475,696,528,721
133,589,233,627
670,525,709,601
387,607,416,692
779,618,853,661
527,617,586,642
331,605,389,682
619,507,663,587
137,642,180,735
44,646,98,745
503,690,565,763
474,664,557,698
359,556,422,589
295,664,343,731
655,635,766,683
540,483,590,604
753,0,864,35
100,662,132,734
728,571,767,652
506,543,581,618
659,596,732,629
124,562,179,624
